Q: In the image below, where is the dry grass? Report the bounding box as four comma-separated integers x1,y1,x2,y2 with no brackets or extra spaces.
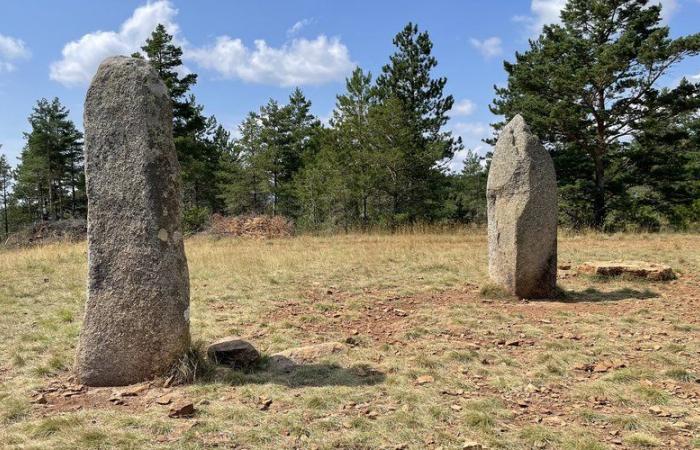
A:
0,231,699,449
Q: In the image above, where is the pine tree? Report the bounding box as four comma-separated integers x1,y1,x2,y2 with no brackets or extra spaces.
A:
330,68,380,224
490,0,700,229
132,24,199,136
14,98,83,221
134,24,224,213
376,22,462,221
296,68,380,228
446,151,487,224
218,112,271,214
0,151,12,236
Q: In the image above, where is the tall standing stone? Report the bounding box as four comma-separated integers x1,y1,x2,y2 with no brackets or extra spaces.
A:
75,56,190,386
487,115,557,298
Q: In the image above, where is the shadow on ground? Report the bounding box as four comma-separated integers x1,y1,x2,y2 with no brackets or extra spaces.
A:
205,359,386,388
556,286,659,303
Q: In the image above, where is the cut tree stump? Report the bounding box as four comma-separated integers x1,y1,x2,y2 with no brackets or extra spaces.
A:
578,261,675,281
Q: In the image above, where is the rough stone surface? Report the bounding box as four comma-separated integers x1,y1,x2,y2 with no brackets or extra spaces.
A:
487,115,558,298
206,337,260,368
578,261,675,281
75,56,190,387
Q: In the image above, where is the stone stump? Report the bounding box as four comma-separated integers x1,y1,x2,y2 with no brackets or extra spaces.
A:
75,56,190,386
487,115,557,298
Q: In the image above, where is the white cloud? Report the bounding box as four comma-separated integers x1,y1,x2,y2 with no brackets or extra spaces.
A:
451,99,476,116
513,0,566,34
517,0,678,35
469,37,503,58
658,0,679,20
0,33,30,73
453,121,489,137
50,0,179,86
287,18,315,37
188,35,354,87
689,73,700,82
448,121,493,172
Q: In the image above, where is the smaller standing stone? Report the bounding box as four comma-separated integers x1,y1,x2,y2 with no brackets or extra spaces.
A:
487,115,558,298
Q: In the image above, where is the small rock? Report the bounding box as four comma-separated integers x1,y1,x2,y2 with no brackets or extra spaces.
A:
118,383,149,397
258,396,272,411
416,375,434,385
33,394,48,405
451,404,463,411
207,337,260,369
462,441,483,450
156,395,173,405
169,401,196,418
671,421,690,430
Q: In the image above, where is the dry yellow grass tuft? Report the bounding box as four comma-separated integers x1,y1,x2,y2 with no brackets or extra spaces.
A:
0,231,698,449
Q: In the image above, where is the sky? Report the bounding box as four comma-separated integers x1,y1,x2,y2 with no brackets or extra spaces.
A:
1,0,699,171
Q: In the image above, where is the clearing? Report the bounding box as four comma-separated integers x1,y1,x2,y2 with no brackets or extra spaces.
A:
0,231,698,449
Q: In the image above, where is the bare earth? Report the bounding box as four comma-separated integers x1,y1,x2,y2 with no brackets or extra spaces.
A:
0,231,698,449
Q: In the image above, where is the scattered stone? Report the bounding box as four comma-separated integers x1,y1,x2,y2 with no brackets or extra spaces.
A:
258,396,272,411
441,389,465,396
156,395,173,405
593,360,626,373
462,441,483,450
416,375,434,385
76,56,190,387
169,400,196,418
32,394,47,405
206,337,260,369
487,115,558,298
578,261,675,281
117,383,149,397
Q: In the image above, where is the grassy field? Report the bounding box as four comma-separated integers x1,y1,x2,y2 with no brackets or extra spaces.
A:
0,231,699,449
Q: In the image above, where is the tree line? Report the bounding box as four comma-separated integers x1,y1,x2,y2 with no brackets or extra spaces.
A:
1,0,698,239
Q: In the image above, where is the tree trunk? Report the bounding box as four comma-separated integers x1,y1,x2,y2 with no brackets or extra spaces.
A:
70,160,76,217
2,184,8,236
593,90,607,230
593,151,605,229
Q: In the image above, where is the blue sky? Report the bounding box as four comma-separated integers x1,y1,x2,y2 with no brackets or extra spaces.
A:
1,0,699,171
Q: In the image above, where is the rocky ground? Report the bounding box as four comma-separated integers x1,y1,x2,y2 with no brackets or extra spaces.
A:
0,232,698,449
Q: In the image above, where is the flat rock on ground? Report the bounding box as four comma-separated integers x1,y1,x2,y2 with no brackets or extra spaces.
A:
578,261,675,281
268,342,345,372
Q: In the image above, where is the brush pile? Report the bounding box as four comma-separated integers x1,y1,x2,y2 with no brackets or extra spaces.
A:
3,219,87,247
209,214,294,238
